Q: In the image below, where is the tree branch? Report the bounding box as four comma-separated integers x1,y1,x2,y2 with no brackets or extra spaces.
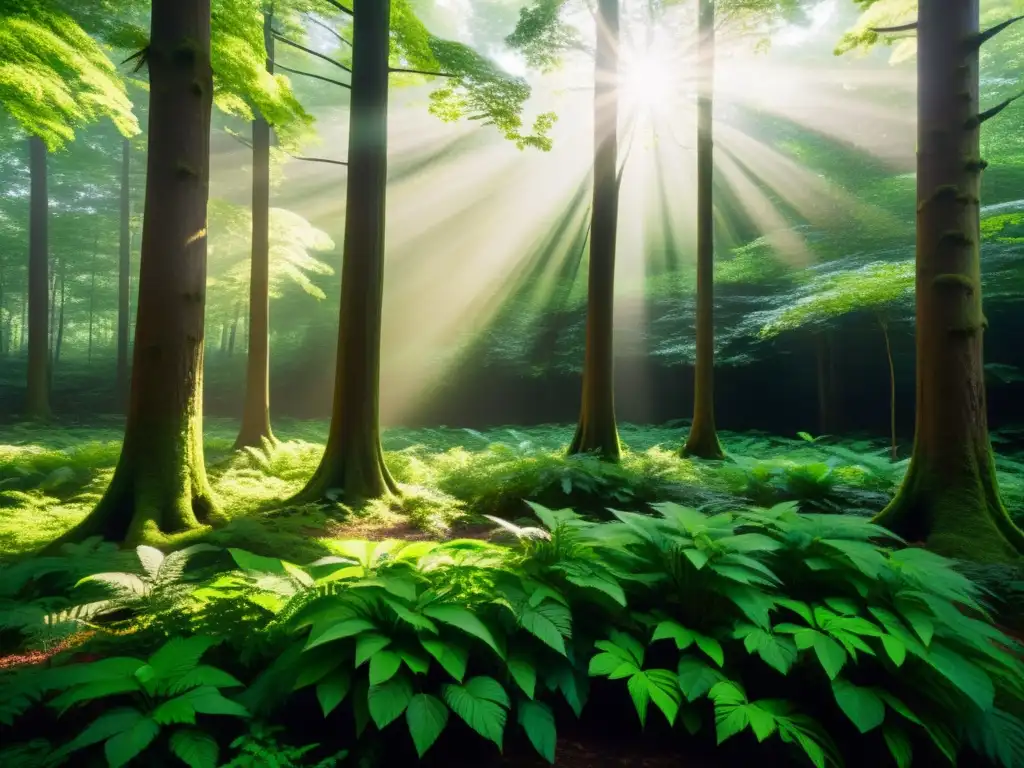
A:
273,61,350,89
320,0,353,17
272,30,351,73
977,91,1024,125
305,13,352,47
288,155,348,166
389,67,457,78
871,22,918,33
974,15,1023,48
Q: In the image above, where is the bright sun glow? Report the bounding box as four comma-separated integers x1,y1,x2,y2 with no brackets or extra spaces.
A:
621,52,676,112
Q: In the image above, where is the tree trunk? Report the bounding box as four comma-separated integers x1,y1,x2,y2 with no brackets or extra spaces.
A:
874,0,1024,561
88,236,98,364
117,137,132,407
291,0,398,504
19,289,26,352
54,259,66,369
220,322,228,353
235,10,276,449
568,0,621,461
877,316,897,461
0,264,6,356
50,0,217,547
25,136,49,418
682,0,723,460
227,302,239,356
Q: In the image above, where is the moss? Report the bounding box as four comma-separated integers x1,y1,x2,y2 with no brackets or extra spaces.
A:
932,273,976,292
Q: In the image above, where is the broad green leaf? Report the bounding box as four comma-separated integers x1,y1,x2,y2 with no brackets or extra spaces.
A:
746,704,778,741
370,651,403,685
399,648,431,675
152,694,197,725
677,657,725,701
148,636,217,682
61,708,145,754
293,650,343,691
518,699,556,763
519,602,569,655
176,687,249,718
168,728,218,768
355,633,393,667
832,679,885,733
561,570,626,606
368,674,414,728
166,666,243,695
104,716,160,768
695,633,724,667
881,635,907,667
383,598,439,633
605,630,645,666
316,668,352,717
228,548,289,575
626,672,652,726
422,605,504,659
51,678,143,715
305,619,376,650
812,635,847,680
406,694,449,757
442,676,510,748
508,653,537,699
645,669,682,726
652,621,695,650
420,636,469,682
927,644,994,711
882,724,913,768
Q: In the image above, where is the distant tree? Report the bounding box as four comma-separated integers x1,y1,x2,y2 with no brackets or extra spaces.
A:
759,260,914,460
840,0,1024,560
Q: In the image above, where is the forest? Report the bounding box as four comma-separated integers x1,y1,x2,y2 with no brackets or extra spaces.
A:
0,0,1023,766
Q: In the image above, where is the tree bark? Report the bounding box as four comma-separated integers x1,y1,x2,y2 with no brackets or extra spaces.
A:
49,0,217,547
291,0,398,504
54,259,66,369
682,0,723,460
25,135,49,418
88,236,98,364
117,137,132,407
235,9,276,450
568,0,621,461
874,0,1024,561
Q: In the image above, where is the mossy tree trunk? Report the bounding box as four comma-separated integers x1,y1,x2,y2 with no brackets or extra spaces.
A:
874,0,1024,561
117,137,132,409
682,0,723,460
235,9,276,450
26,135,49,419
291,0,398,504
48,0,217,547
569,0,621,461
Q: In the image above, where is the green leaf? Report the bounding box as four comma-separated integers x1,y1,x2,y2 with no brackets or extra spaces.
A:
812,635,847,680
406,694,449,757
355,633,393,667
832,679,885,733
518,699,556,763
228,548,289,575
316,667,352,717
695,633,724,667
747,703,778,741
293,650,343,691
168,728,219,768
420,636,469,682
51,678,143,714
927,644,995,711
604,630,645,666
383,598,439,633
508,653,537,699
169,687,248,719
368,674,414,729
881,635,907,667
901,609,935,646
422,605,504,659
61,708,145,755
652,621,695,650
442,676,510,748
103,715,160,768
883,724,913,768
370,651,403,685
645,669,682,726
677,657,725,702
166,666,243,695
135,545,165,580
152,694,197,726
399,648,431,675
519,602,569,655
305,619,376,650
588,652,636,678
627,673,651,727
561,570,626,606
148,637,217,682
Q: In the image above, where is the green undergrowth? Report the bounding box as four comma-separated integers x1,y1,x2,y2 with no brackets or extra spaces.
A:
2,421,1023,564
0,503,1022,768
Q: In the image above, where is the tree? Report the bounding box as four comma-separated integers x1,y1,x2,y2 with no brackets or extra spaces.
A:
291,0,554,505
49,0,217,546
841,0,1024,560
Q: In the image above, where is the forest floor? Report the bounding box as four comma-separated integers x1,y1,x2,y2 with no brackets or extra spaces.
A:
3,418,1024,564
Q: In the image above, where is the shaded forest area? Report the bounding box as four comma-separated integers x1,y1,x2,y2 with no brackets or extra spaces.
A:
1,1,1023,768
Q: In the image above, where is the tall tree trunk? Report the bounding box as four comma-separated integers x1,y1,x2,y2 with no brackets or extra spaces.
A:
682,0,723,459
874,0,1024,561
88,236,98,364
227,303,239,355
568,0,621,461
50,0,216,547
877,315,897,461
292,0,398,504
220,322,228,353
26,136,49,418
54,260,66,369
20,289,26,352
0,264,6,356
235,9,276,449
117,137,132,406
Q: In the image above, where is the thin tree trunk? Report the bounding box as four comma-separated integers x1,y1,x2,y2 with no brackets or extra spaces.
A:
235,10,276,449
54,260,66,369
0,264,5,356
568,0,621,461
26,136,49,418
291,0,398,504
88,236,98,364
227,303,239,355
877,316,897,461
117,137,132,406
20,289,26,352
220,322,228,353
874,0,1024,560
682,0,723,459
50,0,217,547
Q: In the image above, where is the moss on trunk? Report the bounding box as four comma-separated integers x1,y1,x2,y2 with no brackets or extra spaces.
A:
290,0,398,504
235,10,276,451
682,0,723,461
873,0,1023,562
569,0,621,462
47,0,217,548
